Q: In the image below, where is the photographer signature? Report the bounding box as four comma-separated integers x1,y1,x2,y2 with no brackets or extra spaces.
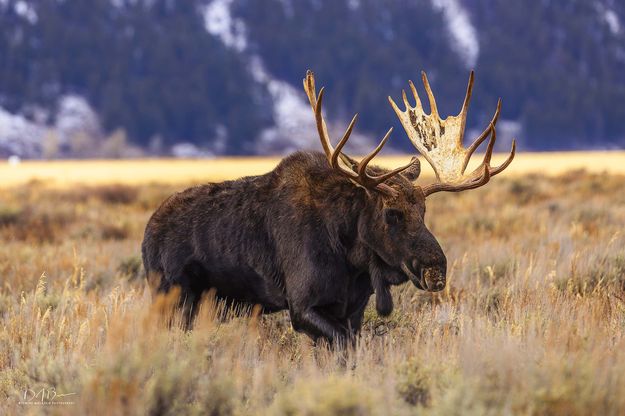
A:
19,386,76,405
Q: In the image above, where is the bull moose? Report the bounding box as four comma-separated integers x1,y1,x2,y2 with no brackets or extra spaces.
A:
142,70,515,345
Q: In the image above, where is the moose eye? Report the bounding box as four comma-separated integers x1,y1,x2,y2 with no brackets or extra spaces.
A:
384,208,404,225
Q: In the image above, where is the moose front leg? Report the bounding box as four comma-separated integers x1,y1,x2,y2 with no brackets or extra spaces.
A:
282,248,355,346
346,274,374,335
289,306,350,346
346,296,369,336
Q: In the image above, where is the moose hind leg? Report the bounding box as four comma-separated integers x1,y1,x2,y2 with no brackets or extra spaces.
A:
176,259,211,329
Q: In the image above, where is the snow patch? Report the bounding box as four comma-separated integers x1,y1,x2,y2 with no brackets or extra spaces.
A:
202,0,247,52
0,95,102,158
595,2,621,36
431,0,479,68
55,95,101,144
171,142,215,158
249,57,379,155
248,57,318,154
603,9,621,35
14,0,37,24
0,107,45,158
347,0,361,11
8,155,21,165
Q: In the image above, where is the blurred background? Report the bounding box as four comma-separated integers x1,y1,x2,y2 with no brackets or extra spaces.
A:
0,0,624,159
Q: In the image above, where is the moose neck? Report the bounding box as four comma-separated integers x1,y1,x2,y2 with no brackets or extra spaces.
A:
315,177,384,270
316,177,372,248
316,181,391,302
275,151,383,268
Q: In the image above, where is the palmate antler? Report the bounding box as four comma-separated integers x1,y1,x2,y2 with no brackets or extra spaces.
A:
389,71,515,196
303,70,415,196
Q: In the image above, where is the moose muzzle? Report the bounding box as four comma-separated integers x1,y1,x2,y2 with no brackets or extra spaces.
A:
401,258,447,292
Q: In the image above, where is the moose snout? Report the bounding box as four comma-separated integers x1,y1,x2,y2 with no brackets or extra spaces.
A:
410,257,446,292
420,264,446,292
402,258,447,291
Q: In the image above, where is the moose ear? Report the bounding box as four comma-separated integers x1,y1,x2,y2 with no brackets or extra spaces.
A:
401,157,421,181
384,208,404,225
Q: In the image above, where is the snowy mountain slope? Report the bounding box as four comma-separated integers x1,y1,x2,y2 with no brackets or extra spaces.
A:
1,0,624,157
202,0,386,155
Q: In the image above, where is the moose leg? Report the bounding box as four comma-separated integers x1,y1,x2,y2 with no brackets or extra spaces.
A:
289,306,350,346
168,259,211,329
346,296,369,336
282,249,352,345
346,276,374,336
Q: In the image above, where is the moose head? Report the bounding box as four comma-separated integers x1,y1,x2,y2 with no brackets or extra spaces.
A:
303,70,515,293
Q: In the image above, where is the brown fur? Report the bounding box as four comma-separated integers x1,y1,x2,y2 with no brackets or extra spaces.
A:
142,151,446,345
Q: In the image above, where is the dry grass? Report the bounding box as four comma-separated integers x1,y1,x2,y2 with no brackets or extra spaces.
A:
3,151,625,188
1,158,625,415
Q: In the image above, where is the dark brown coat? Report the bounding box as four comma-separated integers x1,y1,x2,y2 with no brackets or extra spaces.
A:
142,151,446,344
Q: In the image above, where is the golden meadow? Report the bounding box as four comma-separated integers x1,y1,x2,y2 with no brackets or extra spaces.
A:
1,153,625,415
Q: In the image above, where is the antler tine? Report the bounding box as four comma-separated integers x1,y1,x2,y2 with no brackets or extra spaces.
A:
461,98,502,174
408,80,423,110
401,90,411,110
455,122,497,184
305,69,417,196
357,127,393,179
370,157,418,185
459,70,474,116
491,139,516,176
483,122,497,166
350,126,414,188
303,70,320,117
304,70,354,167
388,95,403,117
468,126,517,181
457,71,474,147
314,88,360,180
421,71,439,117
331,113,359,175
313,88,335,160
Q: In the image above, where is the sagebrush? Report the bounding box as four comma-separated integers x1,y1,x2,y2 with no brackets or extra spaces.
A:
1,171,624,415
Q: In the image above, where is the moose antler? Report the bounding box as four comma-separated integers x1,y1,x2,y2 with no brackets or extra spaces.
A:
389,71,515,196
303,70,415,196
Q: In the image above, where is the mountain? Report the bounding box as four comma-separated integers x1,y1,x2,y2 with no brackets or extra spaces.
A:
0,0,624,158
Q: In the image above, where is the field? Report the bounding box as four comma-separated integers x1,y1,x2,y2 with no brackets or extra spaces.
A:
1,153,625,415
